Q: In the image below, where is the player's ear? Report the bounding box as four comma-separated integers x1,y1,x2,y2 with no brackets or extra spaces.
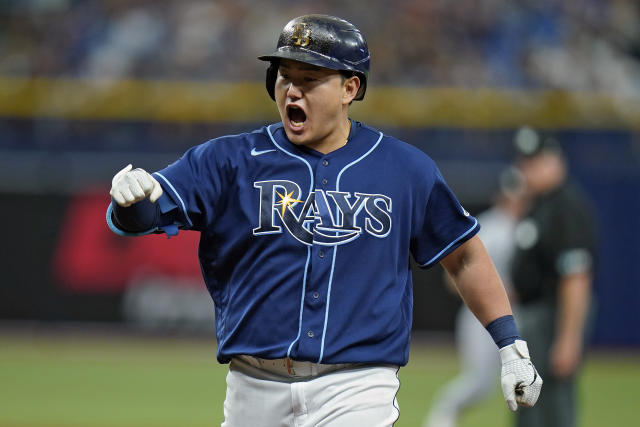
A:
342,75,360,105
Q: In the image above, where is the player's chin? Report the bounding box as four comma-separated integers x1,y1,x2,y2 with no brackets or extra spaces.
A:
283,120,309,144
284,129,308,146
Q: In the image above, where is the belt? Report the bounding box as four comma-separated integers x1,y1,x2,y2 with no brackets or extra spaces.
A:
235,355,361,379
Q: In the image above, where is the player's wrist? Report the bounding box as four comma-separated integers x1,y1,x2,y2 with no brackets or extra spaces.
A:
499,339,530,363
486,314,521,349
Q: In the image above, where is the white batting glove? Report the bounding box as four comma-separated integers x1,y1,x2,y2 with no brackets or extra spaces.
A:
499,339,543,411
110,164,163,207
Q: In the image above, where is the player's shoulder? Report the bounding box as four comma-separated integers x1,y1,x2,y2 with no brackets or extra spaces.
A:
200,125,271,149
359,122,439,170
185,125,273,159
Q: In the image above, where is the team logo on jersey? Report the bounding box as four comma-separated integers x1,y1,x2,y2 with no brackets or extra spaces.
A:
253,180,392,246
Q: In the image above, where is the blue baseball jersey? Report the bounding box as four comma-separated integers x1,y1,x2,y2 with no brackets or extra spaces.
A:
107,120,479,366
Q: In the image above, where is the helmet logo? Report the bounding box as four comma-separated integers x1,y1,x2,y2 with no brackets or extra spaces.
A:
291,23,311,47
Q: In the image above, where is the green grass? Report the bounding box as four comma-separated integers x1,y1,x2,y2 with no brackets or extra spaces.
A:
0,331,638,426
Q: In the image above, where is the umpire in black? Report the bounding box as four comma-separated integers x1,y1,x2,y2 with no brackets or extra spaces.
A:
510,127,597,427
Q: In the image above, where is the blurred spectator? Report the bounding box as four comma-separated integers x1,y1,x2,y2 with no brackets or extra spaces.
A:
423,166,527,427
0,0,638,92
510,126,597,427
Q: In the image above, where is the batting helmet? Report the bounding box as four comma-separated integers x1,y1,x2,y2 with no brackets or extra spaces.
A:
258,14,370,101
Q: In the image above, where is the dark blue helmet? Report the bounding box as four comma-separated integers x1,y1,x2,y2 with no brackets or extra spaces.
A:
258,14,370,101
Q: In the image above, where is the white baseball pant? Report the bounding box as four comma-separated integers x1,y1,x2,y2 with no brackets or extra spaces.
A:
222,355,400,427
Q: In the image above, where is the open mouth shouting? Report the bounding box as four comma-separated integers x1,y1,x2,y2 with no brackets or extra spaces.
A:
286,104,307,132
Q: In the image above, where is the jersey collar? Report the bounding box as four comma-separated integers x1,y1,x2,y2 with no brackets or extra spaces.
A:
268,119,374,160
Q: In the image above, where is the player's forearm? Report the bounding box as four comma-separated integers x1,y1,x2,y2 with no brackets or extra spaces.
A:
442,237,542,410
441,235,513,326
555,272,592,345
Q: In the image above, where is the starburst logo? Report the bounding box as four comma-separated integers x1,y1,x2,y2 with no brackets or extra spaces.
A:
275,190,304,217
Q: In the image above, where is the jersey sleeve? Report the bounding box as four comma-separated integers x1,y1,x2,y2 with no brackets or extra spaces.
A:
152,140,229,232
411,164,479,268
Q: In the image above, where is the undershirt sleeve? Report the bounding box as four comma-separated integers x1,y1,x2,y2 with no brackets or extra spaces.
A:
111,198,159,232
107,193,182,237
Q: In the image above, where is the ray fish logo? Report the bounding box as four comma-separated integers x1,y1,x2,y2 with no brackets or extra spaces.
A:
253,180,392,246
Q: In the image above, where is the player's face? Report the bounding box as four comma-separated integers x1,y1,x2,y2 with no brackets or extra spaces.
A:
275,59,358,153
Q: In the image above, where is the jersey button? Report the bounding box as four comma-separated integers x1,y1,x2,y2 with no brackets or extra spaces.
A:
318,250,325,258
322,159,329,167
321,178,328,185
307,330,314,338
312,292,319,299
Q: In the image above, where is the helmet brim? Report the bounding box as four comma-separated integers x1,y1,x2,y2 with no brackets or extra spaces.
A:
258,47,357,73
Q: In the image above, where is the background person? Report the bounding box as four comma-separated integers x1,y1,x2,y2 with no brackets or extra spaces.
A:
510,126,597,427
424,167,527,427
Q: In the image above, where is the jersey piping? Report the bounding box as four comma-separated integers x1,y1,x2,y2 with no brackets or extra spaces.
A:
318,130,385,363
419,217,479,268
153,172,194,228
266,124,316,359
286,246,312,358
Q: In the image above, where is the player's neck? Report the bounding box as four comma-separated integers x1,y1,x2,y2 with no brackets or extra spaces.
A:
313,119,351,155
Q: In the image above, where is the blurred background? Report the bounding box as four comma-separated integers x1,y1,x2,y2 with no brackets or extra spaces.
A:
0,1,638,426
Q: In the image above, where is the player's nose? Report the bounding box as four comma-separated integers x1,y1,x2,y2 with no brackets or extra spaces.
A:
286,82,303,99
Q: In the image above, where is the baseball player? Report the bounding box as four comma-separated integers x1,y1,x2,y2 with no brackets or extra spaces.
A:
106,15,542,426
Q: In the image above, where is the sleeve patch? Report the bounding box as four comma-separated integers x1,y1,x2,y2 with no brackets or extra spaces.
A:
556,248,593,276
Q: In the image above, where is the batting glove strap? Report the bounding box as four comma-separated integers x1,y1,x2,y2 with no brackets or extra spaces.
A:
499,340,543,411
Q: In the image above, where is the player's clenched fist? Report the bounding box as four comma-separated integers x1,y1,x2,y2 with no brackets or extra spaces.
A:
499,339,543,411
110,164,163,207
